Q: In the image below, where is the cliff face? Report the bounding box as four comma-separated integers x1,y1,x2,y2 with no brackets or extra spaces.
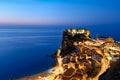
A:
18,28,120,80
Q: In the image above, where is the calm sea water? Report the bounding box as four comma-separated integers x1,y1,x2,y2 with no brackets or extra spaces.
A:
0,24,120,80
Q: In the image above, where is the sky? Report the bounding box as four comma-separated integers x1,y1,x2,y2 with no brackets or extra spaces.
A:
0,0,120,25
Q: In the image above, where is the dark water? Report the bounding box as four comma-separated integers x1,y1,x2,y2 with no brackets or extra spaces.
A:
0,24,120,80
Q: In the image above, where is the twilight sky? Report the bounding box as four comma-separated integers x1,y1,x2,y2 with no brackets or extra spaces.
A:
0,0,120,25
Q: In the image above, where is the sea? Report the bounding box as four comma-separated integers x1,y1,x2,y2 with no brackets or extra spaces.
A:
0,24,120,80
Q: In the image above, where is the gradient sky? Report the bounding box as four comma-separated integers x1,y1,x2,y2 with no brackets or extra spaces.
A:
0,0,120,25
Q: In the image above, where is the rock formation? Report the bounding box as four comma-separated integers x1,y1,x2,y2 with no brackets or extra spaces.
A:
17,28,120,80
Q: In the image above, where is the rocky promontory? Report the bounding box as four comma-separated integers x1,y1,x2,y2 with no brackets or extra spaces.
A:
17,28,120,80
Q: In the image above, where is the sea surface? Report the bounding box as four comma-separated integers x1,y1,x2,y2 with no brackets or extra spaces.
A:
0,24,120,80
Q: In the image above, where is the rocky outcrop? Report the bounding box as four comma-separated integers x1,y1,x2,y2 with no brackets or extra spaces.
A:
17,28,120,80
